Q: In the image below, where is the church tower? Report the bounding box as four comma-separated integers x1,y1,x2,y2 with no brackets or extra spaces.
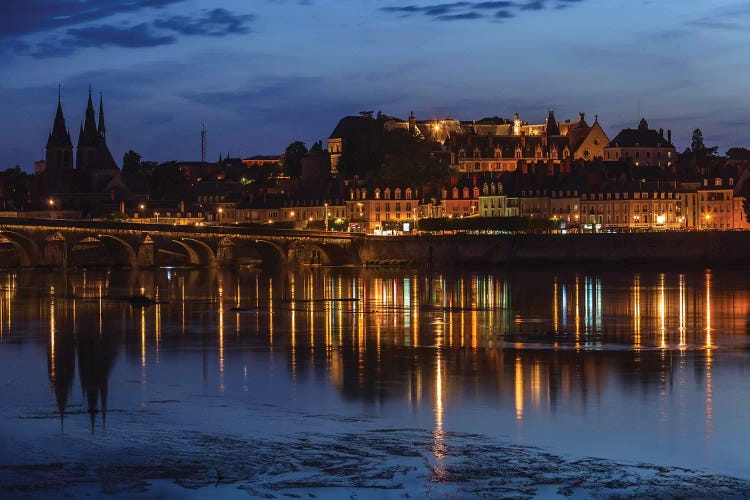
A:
45,87,74,192
76,87,101,170
46,90,74,170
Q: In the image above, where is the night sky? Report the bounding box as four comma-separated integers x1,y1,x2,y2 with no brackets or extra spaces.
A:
1,0,748,170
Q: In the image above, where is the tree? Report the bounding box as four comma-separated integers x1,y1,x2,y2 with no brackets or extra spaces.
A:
691,129,705,153
122,150,142,175
381,129,449,185
727,147,750,162
281,141,307,178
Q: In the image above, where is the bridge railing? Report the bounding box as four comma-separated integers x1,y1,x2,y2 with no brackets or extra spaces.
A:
0,217,363,241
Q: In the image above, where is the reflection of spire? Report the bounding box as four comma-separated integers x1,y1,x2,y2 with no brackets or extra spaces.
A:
77,331,118,433
47,327,75,433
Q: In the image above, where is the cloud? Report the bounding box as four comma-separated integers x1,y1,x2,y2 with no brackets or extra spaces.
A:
154,8,255,36
8,7,255,58
380,0,585,21
0,0,184,39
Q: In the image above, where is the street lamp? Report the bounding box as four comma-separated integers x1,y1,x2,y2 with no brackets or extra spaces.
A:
217,207,223,223
324,203,329,231
48,199,55,219
154,211,160,223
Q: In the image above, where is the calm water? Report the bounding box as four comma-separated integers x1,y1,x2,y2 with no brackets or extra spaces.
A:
1,266,750,498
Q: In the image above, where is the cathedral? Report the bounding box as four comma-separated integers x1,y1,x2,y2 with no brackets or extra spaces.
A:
44,88,123,211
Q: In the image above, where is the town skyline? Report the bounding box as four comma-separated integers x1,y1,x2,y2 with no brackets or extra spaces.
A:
2,0,750,169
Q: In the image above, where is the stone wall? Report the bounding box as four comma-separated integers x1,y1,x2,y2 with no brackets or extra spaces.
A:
358,232,750,268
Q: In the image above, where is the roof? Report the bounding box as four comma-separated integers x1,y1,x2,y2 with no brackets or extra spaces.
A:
607,119,675,149
328,115,376,140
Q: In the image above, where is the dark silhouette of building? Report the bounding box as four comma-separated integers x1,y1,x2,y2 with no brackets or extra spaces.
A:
45,89,74,194
42,87,125,213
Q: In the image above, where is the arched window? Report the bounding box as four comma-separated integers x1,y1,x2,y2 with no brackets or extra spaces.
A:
472,186,480,198
452,187,459,199
405,188,413,199
462,187,470,199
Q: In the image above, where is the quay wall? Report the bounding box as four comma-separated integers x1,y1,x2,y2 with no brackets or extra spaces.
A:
358,232,750,268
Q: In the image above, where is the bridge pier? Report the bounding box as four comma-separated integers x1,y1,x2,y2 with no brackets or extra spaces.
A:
217,237,234,267
44,232,67,267
137,235,155,268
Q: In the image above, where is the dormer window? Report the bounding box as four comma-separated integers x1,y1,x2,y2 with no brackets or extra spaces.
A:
395,188,402,200
384,188,391,200
452,187,459,199
405,188,413,199
462,187,470,199
375,188,381,199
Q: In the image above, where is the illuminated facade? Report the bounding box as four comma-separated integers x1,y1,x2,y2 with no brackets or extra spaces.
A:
346,184,426,232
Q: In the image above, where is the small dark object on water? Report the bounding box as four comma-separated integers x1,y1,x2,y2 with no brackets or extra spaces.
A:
129,295,156,307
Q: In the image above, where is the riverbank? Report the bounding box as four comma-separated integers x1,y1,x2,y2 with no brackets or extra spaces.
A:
361,230,750,268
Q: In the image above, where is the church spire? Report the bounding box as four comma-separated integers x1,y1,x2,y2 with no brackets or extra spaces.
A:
47,85,72,149
78,86,101,148
98,91,106,140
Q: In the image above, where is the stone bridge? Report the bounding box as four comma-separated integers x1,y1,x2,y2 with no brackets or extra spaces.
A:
0,218,362,268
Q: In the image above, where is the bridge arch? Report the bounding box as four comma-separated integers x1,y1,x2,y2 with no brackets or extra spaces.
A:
289,241,357,266
97,234,138,268
252,239,287,268
181,238,216,267
172,238,216,267
0,230,42,266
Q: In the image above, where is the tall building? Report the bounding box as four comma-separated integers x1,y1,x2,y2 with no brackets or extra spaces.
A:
45,91,74,193
76,89,119,192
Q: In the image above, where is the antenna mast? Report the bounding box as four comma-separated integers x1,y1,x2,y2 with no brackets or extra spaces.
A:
201,123,206,163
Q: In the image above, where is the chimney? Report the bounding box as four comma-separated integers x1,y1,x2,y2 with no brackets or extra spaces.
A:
667,129,672,145
579,112,585,122
659,128,664,138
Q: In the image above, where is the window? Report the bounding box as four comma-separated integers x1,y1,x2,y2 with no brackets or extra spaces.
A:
375,188,381,199
395,188,401,200
384,188,391,199
405,188,413,199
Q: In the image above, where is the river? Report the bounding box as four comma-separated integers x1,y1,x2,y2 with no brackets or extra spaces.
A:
1,266,749,498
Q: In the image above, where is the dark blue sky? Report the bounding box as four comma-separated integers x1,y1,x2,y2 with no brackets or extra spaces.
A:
1,0,749,169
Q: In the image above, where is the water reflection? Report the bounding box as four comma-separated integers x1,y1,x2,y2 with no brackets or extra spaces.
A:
1,266,750,474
